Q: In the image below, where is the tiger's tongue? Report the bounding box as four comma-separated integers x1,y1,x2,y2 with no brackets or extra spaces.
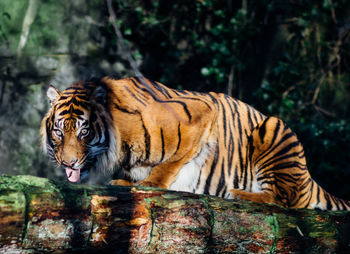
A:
65,167,80,182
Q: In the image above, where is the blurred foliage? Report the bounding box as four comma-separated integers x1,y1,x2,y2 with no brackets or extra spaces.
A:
109,0,350,199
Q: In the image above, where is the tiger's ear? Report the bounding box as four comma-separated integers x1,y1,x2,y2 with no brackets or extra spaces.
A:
92,85,107,105
46,85,60,106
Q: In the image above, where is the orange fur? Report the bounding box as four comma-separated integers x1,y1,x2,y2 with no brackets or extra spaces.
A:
41,77,350,210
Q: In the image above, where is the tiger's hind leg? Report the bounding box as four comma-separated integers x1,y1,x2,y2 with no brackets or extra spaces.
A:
230,116,309,208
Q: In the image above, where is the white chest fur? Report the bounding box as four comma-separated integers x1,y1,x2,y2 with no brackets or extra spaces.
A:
127,166,152,182
169,143,213,193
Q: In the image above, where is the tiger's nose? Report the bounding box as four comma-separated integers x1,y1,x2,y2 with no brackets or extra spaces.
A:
62,159,78,168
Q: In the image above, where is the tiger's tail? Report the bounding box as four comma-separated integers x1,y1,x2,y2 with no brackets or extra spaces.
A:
306,179,350,210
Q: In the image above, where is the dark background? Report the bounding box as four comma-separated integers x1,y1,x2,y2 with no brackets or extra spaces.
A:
1,0,349,199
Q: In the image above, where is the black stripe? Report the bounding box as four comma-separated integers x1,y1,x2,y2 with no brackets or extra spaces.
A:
163,100,192,122
273,141,301,158
221,186,227,198
133,77,159,97
260,158,306,178
141,117,151,161
61,91,86,95
255,128,294,165
174,123,181,155
56,97,90,109
160,128,165,162
227,134,234,177
316,184,321,205
226,98,237,116
120,141,132,170
261,161,306,175
172,89,181,96
230,98,238,114
216,163,226,196
207,93,218,104
59,107,84,116
150,80,172,98
236,112,243,142
67,86,85,91
182,96,212,110
274,172,302,183
131,78,192,122
246,104,254,130
242,161,248,190
330,194,340,210
233,167,239,189
237,144,245,184
113,103,138,114
270,119,282,145
180,90,190,95
324,192,333,210
338,198,347,210
251,107,259,126
125,86,147,106
258,120,267,144
131,77,148,91
127,79,150,101
258,112,264,121
195,164,202,190
218,100,227,146
226,99,236,178
204,142,219,194
46,117,54,147
71,96,90,108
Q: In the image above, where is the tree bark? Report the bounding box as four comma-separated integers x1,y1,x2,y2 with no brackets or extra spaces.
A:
0,175,349,253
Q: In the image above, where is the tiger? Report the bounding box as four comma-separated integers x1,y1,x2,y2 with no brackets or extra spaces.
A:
40,76,350,210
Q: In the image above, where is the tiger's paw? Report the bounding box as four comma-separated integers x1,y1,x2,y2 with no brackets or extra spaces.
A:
230,189,276,205
109,179,133,186
230,189,247,200
136,180,167,189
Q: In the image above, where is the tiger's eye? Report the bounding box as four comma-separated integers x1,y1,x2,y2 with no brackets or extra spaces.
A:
81,128,89,136
54,129,63,138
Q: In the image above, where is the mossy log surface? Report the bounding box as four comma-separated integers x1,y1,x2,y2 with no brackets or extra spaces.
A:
0,175,349,253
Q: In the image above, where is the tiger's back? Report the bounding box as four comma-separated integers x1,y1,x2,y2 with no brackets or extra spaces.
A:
41,77,350,210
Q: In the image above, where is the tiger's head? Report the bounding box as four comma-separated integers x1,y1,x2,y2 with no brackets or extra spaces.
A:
40,81,117,182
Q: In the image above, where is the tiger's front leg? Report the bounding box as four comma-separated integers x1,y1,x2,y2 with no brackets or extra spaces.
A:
135,156,193,189
110,154,194,189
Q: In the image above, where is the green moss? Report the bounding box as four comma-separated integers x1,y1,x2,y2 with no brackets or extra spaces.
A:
264,215,278,254
0,175,58,193
0,190,26,211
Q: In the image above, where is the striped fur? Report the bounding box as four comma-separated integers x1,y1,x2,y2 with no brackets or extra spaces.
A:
41,77,350,210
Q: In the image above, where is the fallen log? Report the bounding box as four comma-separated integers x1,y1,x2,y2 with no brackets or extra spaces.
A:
0,175,349,253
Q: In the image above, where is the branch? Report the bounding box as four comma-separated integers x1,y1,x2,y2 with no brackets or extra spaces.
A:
16,0,40,58
227,65,234,96
0,175,349,253
106,0,143,78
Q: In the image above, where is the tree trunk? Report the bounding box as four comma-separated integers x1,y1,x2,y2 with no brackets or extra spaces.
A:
0,175,349,253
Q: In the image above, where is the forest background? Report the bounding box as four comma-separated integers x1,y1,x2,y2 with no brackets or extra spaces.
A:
0,0,349,200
